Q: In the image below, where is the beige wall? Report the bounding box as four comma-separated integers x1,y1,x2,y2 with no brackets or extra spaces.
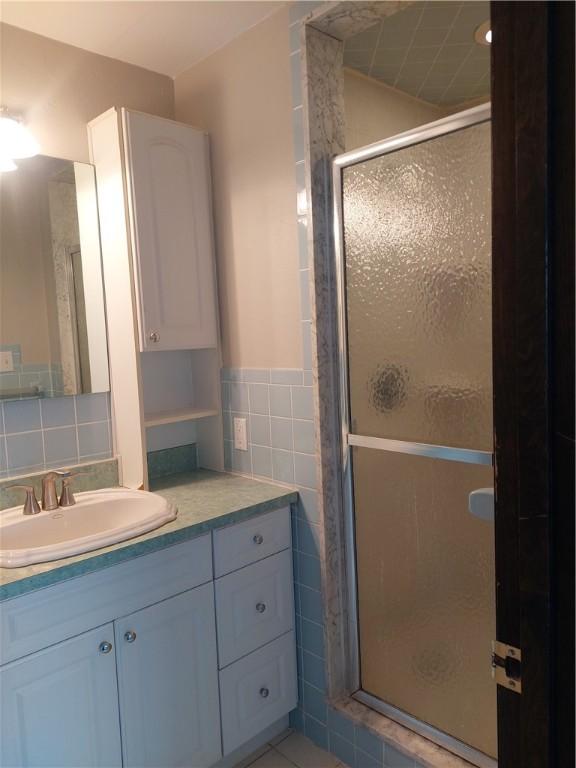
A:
174,6,301,369
1,164,54,363
0,23,174,163
344,67,441,150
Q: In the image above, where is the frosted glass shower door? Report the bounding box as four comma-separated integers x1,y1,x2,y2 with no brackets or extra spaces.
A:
337,114,496,762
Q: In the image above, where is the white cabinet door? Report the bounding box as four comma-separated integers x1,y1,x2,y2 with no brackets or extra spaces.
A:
0,624,122,768
123,109,218,351
115,584,222,768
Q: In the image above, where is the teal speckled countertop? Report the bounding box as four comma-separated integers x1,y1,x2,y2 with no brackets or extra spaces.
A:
0,470,297,602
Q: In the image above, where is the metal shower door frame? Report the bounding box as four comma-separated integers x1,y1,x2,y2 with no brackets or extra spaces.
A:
332,103,496,768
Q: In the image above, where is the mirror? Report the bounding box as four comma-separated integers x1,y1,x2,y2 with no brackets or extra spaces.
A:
0,155,109,401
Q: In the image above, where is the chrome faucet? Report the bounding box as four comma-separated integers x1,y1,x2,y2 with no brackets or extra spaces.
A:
41,471,70,511
59,472,88,507
7,470,88,515
5,484,41,515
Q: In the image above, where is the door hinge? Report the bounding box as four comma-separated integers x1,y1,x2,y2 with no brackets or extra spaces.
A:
491,640,522,693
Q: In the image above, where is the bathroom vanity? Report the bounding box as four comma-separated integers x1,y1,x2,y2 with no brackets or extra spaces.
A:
0,104,299,768
0,471,298,768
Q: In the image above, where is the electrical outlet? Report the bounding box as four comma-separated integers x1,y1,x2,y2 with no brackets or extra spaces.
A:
233,417,248,451
0,351,14,372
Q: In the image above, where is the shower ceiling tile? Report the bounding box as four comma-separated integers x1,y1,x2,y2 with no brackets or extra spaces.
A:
345,50,374,69
435,43,472,62
344,23,381,50
372,47,406,67
343,0,490,109
412,26,448,47
419,1,462,28
405,45,439,63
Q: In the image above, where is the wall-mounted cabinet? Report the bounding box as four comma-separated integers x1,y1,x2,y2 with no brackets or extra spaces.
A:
88,109,223,487
123,111,218,353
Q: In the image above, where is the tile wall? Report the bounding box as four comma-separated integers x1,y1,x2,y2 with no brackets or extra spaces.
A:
0,345,65,398
286,4,425,767
0,392,113,478
221,364,334,753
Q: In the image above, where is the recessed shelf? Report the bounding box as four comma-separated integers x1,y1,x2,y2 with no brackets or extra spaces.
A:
144,407,219,428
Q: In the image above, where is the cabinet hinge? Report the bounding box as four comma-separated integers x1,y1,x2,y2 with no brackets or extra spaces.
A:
491,640,522,693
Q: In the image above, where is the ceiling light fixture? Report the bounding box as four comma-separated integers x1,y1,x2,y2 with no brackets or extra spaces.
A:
474,21,492,46
0,107,40,172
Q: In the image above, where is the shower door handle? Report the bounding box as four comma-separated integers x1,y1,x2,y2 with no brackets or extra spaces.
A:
468,488,494,521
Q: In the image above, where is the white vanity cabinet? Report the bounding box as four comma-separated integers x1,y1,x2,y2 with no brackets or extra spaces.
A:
0,584,220,768
213,508,297,754
0,507,296,768
115,585,221,768
0,624,123,768
122,110,218,352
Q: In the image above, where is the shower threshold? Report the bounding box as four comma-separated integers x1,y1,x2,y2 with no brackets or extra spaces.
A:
353,690,498,768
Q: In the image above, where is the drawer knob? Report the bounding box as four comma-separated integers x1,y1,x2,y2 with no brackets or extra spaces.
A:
256,602,267,614
149,331,160,343
253,533,264,545
99,641,112,654
124,630,137,643
259,687,270,699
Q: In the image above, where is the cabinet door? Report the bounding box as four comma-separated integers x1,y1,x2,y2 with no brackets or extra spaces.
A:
123,109,218,351
115,584,221,768
0,624,121,768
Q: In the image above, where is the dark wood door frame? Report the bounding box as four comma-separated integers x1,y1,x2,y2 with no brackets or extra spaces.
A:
491,2,575,766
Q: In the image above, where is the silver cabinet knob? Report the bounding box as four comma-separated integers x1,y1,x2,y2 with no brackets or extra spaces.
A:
99,641,112,654
256,602,267,614
259,687,270,699
124,630,137,643
253,533,264,545
149,331,160,343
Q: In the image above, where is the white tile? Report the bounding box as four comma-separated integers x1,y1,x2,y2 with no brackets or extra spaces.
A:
268,728,293,747
248,748,297,768
232,744,272,768
274,732,339,768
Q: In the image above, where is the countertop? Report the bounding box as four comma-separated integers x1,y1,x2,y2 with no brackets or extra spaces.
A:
0,470,298,602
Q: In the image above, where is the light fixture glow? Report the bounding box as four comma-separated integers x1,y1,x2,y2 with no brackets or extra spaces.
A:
0,108,40,167
0,156,17,173
474,21,492,46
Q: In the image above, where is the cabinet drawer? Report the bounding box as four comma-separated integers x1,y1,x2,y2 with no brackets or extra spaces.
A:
215,550,294,667
0,535,212,665
213,507,291,577
219,631,297,755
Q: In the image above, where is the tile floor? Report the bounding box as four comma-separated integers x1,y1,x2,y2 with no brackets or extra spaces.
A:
235,730,348,768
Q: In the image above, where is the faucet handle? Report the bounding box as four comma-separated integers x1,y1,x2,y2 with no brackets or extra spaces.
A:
5,484,41,515
42,470,71,510
59,472,89,507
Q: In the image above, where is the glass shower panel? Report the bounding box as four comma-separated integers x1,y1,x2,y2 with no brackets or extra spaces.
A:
343,122,492,450
353,446,496,758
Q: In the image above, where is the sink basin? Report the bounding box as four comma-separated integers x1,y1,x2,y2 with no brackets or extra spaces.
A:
0,488,177,568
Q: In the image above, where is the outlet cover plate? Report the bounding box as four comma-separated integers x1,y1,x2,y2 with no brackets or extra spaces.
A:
233,417,248,451
0,351,14,372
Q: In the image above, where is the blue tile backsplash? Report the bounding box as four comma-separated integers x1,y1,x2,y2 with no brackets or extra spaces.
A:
0,393,112,478
0,345,65,398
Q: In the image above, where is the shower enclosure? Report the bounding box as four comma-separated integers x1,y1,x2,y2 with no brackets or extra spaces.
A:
333,105,496,767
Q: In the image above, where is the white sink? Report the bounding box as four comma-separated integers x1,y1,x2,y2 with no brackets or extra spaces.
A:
0,488,177,568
